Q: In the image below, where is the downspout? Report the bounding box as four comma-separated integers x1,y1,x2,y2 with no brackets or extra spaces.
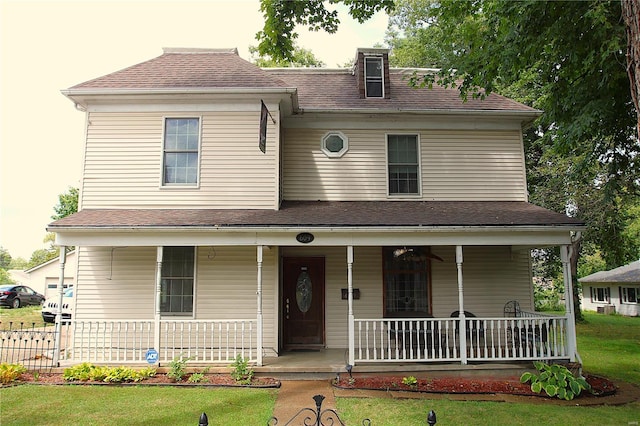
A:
53,247,67,366
561,245,578,363
456,246,467,364
347,245,355,366
154,246,163,364
256,246,264,366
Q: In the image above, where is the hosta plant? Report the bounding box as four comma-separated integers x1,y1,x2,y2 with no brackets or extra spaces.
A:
520,361,591,400
0,362,27,384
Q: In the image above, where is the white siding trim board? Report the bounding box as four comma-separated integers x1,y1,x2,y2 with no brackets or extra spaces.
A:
54,227,578,248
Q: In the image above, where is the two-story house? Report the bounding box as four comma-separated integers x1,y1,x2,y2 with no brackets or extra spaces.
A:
48,47,584,370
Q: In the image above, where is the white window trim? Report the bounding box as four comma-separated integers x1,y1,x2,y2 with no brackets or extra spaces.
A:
364,56,384,99
385,133,422,198
159,116,202,189
621,286,639,304
590,286,610,304
160,246,197,318
321,131,349,158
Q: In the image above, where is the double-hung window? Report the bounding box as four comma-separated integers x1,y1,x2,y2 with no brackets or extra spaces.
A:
161,247,195,316
163,118,200,186
590,286,610,303
365,56,384,98
383,247,431,317
621,287,638,304
387,134,420,195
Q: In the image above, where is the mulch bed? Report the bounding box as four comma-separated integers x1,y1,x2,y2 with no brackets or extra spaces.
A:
6,372,618,400
8,373,280,388
333,374,617,398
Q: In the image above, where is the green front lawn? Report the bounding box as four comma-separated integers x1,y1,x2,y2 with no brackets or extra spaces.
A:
577,311,640,385
1,386,277,426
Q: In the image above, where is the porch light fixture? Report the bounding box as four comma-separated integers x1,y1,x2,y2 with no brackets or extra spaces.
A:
345,364,353,380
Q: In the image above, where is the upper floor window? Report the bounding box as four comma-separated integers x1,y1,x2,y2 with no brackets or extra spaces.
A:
161,246,195,316
590,286,610,303
387,134,420,195
621,287,638,304
321,131,349,158
383,247,431,317
163,118,200,186
365,56,383,98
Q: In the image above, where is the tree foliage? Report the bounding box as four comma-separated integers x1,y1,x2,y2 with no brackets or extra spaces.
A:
52,187,79,221
256,0,394,61
249,43,325,67
0,247,12,270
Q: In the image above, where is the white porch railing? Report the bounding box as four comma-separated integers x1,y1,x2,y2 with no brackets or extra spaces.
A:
354,314,569,364
60,319,258,365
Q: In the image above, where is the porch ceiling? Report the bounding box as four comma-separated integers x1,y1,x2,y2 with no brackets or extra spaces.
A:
49,201,583,230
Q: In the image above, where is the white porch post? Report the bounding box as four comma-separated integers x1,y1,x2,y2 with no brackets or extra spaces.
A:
561,245,578,362
347,245,355,366
53,247,67,366
456,245,467,365
256,246,264,366
154,246,163,357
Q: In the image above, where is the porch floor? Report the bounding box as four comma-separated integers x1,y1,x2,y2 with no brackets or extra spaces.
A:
255,349,533,380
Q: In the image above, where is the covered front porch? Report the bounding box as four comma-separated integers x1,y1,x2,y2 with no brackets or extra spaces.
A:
48,201,584,369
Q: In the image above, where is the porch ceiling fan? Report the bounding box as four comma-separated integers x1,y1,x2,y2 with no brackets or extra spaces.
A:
393,247,444,262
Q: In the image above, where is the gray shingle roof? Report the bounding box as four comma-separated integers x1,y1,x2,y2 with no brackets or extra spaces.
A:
66,48,538,114
70,48,290,90
48,201,583,229
579,260,640,283
267,69,538,113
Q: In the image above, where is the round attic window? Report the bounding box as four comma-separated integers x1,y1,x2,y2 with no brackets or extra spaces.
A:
321,131,348,158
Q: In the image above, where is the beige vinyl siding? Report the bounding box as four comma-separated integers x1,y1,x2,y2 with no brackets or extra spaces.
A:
75,246,157,320
196,246,277,356
82,111,278,209
282,128,526,201
75,246,278,355
430,246,533,317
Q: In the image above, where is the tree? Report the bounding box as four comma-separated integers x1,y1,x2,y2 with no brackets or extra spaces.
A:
52,187,78,221
0,247,12,270
0,269,14,284
256,0,395,61
622,0,640,136
249,43,325,67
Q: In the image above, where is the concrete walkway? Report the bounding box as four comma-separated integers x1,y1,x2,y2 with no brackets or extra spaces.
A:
271,380,337,424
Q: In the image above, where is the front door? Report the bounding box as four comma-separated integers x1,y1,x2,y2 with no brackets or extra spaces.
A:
282,257,325,349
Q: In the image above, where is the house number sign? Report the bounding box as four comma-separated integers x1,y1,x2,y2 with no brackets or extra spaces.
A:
296,232,314,244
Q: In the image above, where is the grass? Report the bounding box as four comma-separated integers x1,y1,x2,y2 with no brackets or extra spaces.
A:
577,311,640,386
0,386,277,426
0,305,48,329
337,397,640,426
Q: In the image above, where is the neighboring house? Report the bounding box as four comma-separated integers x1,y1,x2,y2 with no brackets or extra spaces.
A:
47,48,585,368
579,260,640,317
8,251,76,298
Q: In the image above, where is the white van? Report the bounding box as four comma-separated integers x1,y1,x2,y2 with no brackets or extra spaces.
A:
41,287,73,323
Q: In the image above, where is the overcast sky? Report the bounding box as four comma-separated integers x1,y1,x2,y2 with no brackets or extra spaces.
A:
0,0,388,260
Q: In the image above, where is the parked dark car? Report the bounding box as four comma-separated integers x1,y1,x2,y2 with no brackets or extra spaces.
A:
0,285,46,308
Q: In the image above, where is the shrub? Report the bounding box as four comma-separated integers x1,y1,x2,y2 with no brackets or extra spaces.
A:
0,363,27,384
230,355,254,384
402,376,418,388
63,363,156,383
520,361,591,400
168,354,194,382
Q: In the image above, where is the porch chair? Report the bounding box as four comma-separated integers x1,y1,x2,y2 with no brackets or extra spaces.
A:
450,310,485,340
